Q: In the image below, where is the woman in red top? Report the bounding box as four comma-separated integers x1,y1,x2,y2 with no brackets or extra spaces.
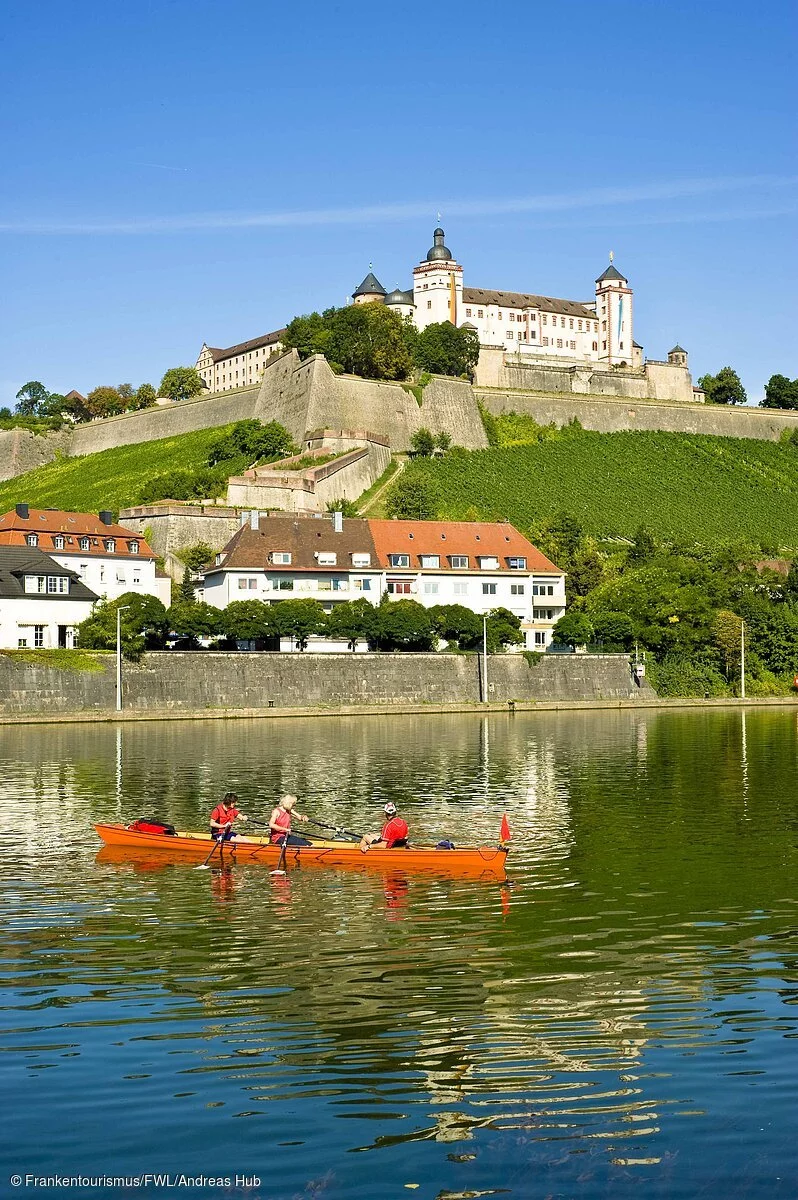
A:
209,793,249,841
360,802,409,854
268,794,310,846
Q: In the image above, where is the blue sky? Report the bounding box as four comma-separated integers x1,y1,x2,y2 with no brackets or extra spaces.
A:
1,0,795,406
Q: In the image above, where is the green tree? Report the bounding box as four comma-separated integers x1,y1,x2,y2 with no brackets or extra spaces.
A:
435,431,452,453
167,600,224,646
591,611,633,648
374,598,434,650
130,383,157,410
713,609,743,677
553,611,594,647
271,598,327,650
410,427,436,457
326,498,359,517
15,381,50,416
326,303,413,380
429,603,482,649
159,367,206,403
282,311,331,360
206,419,296,466
698,366,747,406
628,525,659,563
413,321,481,378
178,567,196,603
761,374,798,410
76,593,169,659
385,472,439,520
485,607,523,652
221,600,275,642
326,598,377,649
86,385,124,418
177,542,215,574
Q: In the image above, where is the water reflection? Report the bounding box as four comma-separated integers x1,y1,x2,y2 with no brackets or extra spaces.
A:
1,710,797,1198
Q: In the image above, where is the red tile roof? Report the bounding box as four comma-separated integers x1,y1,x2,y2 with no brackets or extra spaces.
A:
367,520,560,572
0,509,156,560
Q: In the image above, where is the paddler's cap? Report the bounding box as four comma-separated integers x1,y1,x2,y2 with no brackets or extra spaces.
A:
384,802,397,815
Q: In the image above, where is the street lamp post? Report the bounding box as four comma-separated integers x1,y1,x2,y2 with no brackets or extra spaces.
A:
482,613,488,702
116,605,130,712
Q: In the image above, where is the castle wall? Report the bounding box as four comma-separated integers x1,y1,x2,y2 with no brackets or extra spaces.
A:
477,389,798,440
485,351,697,404
118,504,243,560
0,428,71,483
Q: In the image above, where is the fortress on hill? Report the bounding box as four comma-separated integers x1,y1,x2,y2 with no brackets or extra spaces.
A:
195,225,703,405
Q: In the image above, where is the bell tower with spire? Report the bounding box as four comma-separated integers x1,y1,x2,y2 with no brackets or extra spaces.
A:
595,254,633,366
412,225,464,330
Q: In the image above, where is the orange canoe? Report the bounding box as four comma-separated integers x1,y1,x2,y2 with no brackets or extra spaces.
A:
94,824,510,880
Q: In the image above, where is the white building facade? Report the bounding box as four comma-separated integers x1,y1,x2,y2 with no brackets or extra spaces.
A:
0,506,171,607
200,514,566,651
0,547,99,649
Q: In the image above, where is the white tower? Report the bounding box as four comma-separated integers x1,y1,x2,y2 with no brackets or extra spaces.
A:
595,259,633,366
412,227,464,331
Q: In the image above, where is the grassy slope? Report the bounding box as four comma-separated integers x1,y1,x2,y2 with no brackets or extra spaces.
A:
0,425,238,514
391,427,798,548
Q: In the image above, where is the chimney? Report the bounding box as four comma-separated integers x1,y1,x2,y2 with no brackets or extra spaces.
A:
99,510,113,525
15,503,29,520
251,510,260,531
332,510,343,534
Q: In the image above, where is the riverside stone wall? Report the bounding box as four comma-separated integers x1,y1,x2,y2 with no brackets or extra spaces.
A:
0,651,652,715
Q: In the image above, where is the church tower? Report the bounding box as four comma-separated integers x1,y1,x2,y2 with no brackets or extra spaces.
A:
595,260,633,366
412,226,464,331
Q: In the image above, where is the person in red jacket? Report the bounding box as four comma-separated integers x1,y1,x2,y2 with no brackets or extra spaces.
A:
209,793,249,841
360,802,409,854
268,794,311,846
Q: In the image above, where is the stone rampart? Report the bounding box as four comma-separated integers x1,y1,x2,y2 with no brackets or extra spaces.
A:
0,651,651,714
477,347,699,403
0,428,71,483
118,504,243,561
477,389,798,441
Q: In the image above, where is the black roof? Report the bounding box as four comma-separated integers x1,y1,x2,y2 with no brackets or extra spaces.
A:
0,546,99,601
352,272,386,297
596,264,626,283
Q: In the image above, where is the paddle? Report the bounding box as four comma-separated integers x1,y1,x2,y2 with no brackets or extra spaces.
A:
249,814,360,842
270,832,289,876
195,832,224,870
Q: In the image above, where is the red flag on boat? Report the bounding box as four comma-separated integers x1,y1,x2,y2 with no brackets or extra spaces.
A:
500,813,511,843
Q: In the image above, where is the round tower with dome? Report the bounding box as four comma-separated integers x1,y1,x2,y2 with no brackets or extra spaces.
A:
412,226,464,329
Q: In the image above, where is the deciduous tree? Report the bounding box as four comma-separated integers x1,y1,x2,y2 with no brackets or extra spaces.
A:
698,366,747,406
15,381,50,416
159,367,205,403
761,374,798,410
413,321,480,378
270,598,327,650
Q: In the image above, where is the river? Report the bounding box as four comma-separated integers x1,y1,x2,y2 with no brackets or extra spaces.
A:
1,709,797,1199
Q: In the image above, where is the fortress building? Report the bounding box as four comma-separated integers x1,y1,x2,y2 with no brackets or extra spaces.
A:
195,226,698,399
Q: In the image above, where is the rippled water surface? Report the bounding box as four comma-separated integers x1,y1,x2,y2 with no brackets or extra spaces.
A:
2,709,798,1199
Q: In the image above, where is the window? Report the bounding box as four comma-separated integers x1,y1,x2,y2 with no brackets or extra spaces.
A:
542,315,548,325
592,341,598,351
132,573,141,586
449,555,468,568
478,556,498,569
17,638,27,648
387,580,412,595
238,577,258,590
420,554,440,568
352,578,372,591
389,553,410,567
272,552,292,564
105,539,116,553
34,626,45,648
24,575,43,593
423,581,439,595
530,331,536,339
506,332,513,340
569,319,574,329
453,581,469,596
557,339,563,348
507,557,526,569
509,313,514,322
533,582,555,596
47,576,68,594
534,631,546,647
26,533,38,547
53,535,65,550
578,320,583,331
351,553,371,567
510,583,525,595
497,311,502,319
482,582,497,595
116,571,126,584
542,337,549,346
317,552,337,566
477,309,483,318
427,300,432,310
129,541,139,554
603,341,607,350
276,579,294,591
331,579,348,591
561,318,566,328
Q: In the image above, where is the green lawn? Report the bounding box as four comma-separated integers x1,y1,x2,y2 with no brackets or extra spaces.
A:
0,425,241,515
390,428,798,549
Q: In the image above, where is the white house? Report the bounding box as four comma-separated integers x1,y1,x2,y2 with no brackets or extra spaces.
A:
0,506,171,607
200,513,566,650
0,546,99,649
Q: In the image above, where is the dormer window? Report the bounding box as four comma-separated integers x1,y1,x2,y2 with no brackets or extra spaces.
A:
420,554,440,568
26,533,38,547
53,535,65,550
272,551,292,565
351,552,371,567
318,551,337,566
104,539,116,553
388,553,410,568
507,556,527,570
129,541,139,555
449,555,469,569
79,537,90,551
478,556,499,570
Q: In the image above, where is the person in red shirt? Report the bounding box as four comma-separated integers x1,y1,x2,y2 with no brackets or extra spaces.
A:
360,802,409,854
268,794,310,846
209,793,249,841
